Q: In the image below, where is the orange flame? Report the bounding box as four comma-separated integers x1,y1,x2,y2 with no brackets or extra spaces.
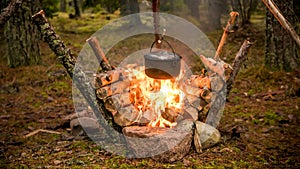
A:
126,65,185,128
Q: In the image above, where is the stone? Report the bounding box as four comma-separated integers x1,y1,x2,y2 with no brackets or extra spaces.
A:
123,119,194,163
194,121,221,150
70,117,101,136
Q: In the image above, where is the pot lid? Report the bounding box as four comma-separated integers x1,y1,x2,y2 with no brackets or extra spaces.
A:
144,51,181,61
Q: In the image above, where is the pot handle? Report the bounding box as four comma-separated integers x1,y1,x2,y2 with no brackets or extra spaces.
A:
150,38,177,57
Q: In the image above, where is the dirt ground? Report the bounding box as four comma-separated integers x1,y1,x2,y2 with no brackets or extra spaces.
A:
0,13,300,168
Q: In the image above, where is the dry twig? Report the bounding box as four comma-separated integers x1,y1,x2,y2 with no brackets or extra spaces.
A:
24,129,61,138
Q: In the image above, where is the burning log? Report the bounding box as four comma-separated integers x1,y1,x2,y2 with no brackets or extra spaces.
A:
104,92,132,113
96,79,130,99
114,105,139,127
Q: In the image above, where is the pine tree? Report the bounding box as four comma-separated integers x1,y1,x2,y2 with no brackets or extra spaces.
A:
3,0,41,68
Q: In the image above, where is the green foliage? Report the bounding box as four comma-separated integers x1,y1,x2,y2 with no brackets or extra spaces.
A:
82,0,119,13
42,0,60,17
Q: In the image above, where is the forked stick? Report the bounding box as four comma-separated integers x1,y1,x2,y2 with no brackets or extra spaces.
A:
214,11,239,60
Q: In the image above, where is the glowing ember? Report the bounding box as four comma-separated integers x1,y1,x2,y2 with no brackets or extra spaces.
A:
125,64,185,128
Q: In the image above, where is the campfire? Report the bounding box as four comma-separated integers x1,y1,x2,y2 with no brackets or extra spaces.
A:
95,62,213,127
127,64,185,128
94,59,220,161
32,9,253,163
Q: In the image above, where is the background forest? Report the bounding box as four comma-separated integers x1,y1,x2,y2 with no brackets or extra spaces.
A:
0,0,299,168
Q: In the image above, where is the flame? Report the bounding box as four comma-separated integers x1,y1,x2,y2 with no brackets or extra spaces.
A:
126,65,185,128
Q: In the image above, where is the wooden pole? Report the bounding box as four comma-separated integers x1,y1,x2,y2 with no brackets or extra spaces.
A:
214,11,239,60
32,10,123,135
262,0,300,48
152,0,161,48
87,37,113,71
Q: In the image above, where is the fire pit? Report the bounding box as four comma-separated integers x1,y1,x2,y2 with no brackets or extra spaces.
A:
32,8,252,163
93,61,223,161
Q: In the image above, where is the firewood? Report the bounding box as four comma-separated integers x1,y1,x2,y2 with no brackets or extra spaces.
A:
104,92,132,113
199,103,211,122
114,105,139,127
96,79,130,99
181,84,201,97
210,75,226,92
139,109,156,125
162,107,179,123
194,128,202,153
188,75,211,89
183,105,198,121
94,69,126,88
199,89,212,102
185,95,207,111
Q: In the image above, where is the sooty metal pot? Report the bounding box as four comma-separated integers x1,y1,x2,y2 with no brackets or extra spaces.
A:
144,40,182,79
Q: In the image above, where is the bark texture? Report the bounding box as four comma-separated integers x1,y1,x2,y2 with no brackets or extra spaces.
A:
60,0,66,12
0,0,22,26
4,0,41,68
32,10,123,136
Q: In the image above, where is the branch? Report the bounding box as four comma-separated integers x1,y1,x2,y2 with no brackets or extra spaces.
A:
0,0,22,26
226,40,253,94
262,0,300,48
32,10,122,135
214,11,239,60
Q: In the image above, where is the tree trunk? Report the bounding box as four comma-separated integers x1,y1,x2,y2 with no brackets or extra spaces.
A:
265,0,299,71
4,0,41,68
119,0,140,24
73,0,80,17
185,0,200,20
119,0,140,15
60,0,66,12
207,0,223,31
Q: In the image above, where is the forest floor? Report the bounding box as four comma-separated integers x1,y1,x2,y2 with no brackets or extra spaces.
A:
0,12,300,168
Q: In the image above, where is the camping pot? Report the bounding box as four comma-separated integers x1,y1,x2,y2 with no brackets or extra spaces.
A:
144,40,182,79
